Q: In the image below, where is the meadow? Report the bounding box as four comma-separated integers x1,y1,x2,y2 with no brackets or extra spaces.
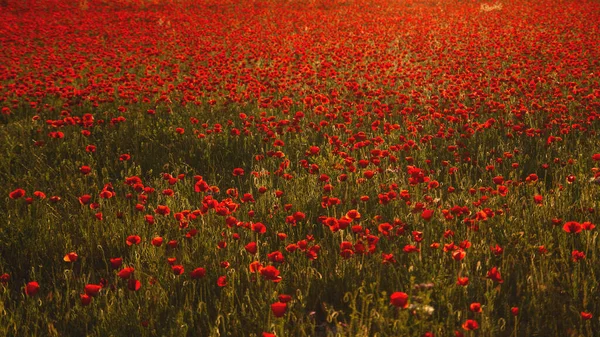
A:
1,0,600,336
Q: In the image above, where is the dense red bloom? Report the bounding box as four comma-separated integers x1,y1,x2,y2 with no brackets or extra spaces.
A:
421,209,434,222
245,242,257,254
486,267,504,284
582,222,596,231
80,166,92,175
469,302,482,313
490,244,504,256
190,267,206,279
390,292,409,308
151,237,163,247
110,258,123,269
127,278,141,291
9,189,26,199
118,267,134,279
260,266,282,282
307,146,320,156
511,307,519,316
0,273,9,285
462,319,479,330
251,222,267,234
278,294,292,303
171,265,185,275
217,276,227,287
25,281,40,296
271,302,287,317
452,249,466,261
572,250,586,262
155,205,171,216
563,221,582,234
232,168,245,176
80,293,92,306
456,277,469,286
84,284,102,296
249,261,263,273
79,194,92,205
533,195,543,205
126,235,141,246
63,252,78,262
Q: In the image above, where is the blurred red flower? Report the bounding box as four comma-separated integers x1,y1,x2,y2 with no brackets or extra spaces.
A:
25,281,40,296
462,319,479,330
190,267,206,279
271,302,287,317
84,284,102,297
390,292,408,308
9,189,26,199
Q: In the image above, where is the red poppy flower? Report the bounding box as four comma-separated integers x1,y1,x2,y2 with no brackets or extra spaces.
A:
126,235,141,246
457,277,469,286
307,146,320,156
563,221,582,234
171,265,184,275
217,276,227,287
99,190,114,199
462,319,479,330
271,302,287,317
452,249,466,261
390,292,409,308
260,265,282,282
9,189,26,199
110,258,123,269
118,267,134,279
245,242,257,254
251,222,267,234
572,250,586,262
25,281,40,296
581,312,593,320
80,166,92,175
486,267,504,283
511,307,519,316
155,205,171,216
0,273,9,285
151,237,163,247
278,294,292,303
80,293,92,306
421,209,434,221
469,302,482,313
127,278,141,291
490,244,503,256
33,191,46,199
232,168,245,176
190,267,206,279
582,222,596,231
84,284,102,296
63,252,78,262
249,261,262,273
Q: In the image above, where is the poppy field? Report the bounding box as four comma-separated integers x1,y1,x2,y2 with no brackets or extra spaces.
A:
1,0,600,335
